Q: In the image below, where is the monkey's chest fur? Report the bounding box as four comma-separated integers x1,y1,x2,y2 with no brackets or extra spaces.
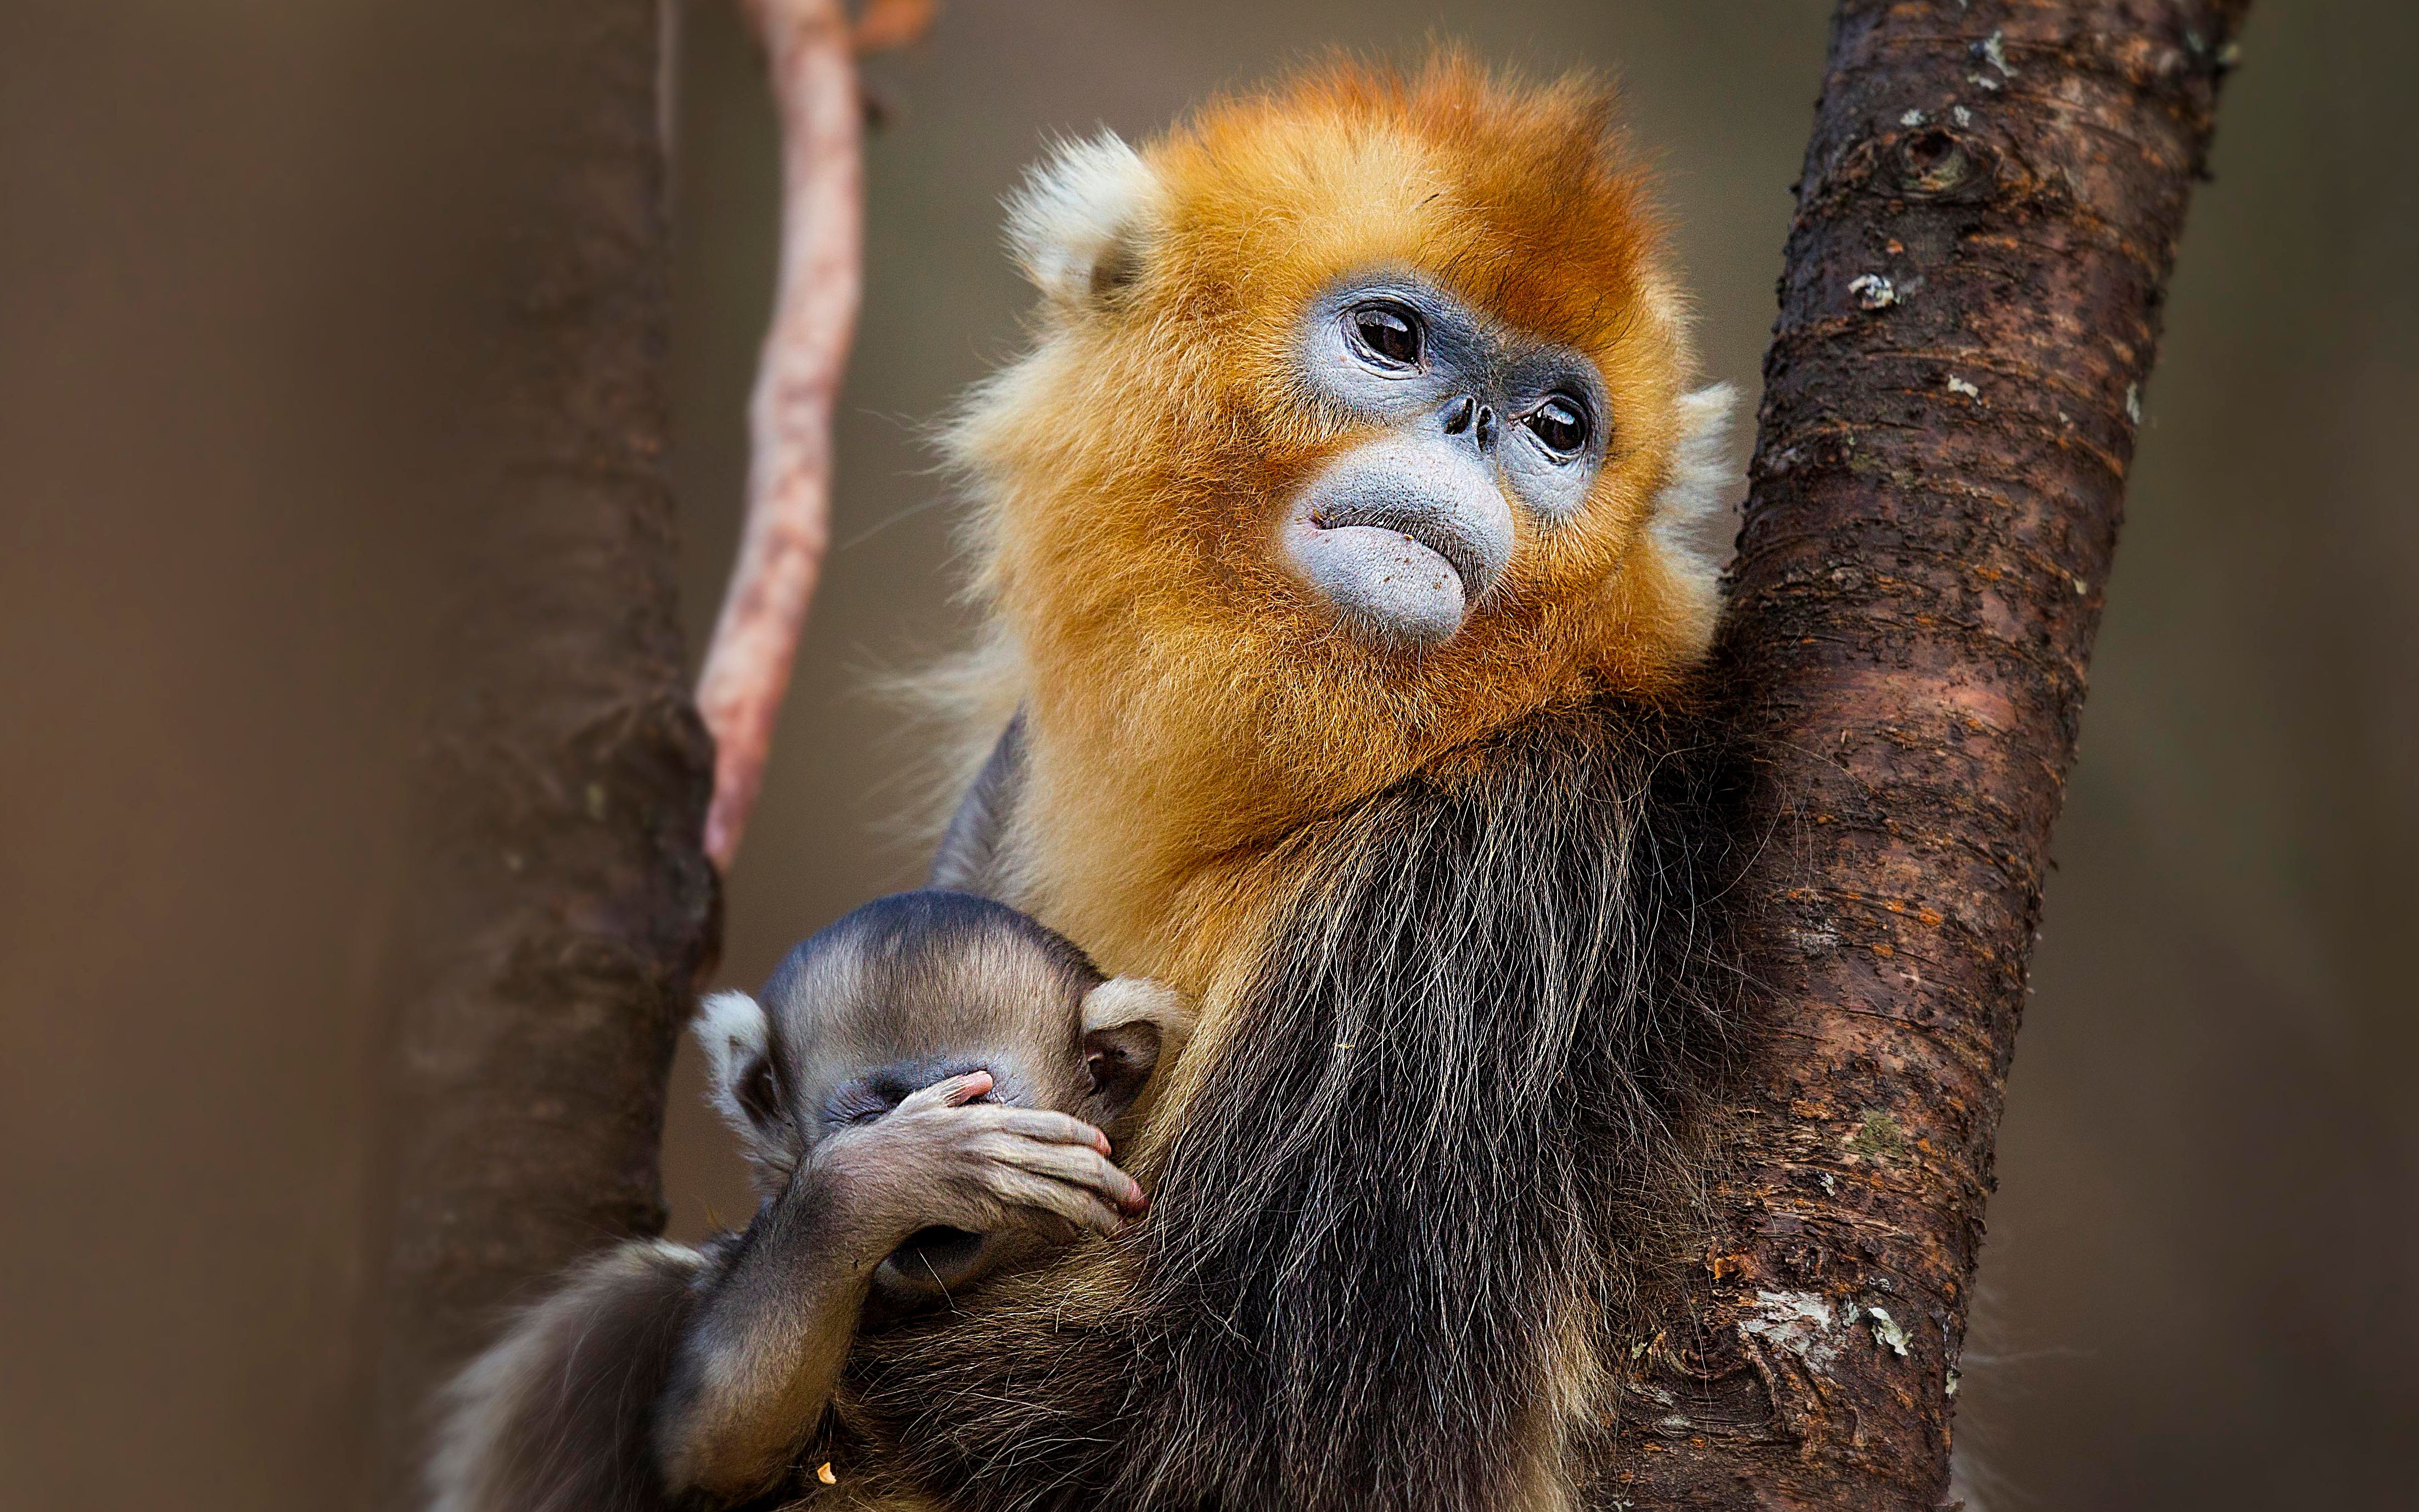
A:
847,697,1738,1512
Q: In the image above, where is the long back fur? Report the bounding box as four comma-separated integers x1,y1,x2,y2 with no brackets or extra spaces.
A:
847,695,1742,1512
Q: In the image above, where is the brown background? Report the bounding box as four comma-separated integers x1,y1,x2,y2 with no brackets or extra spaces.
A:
2,1,2411,1508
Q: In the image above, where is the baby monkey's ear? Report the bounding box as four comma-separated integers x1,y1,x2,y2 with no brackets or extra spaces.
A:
1079,977,1195,1124
694,991,792,1180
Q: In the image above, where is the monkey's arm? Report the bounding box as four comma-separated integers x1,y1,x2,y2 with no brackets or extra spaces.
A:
427,1237,715,1512
658,1068,1144,1506
652,1154,887,1505
928,713,1024,896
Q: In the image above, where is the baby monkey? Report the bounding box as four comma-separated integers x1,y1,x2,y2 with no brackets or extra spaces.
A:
428,890,1190,1512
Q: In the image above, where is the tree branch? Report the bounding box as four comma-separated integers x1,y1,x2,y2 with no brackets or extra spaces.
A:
695,0,866,873
1617,3,2250,1506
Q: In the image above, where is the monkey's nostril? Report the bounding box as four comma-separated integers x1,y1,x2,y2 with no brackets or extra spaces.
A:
1475,405,1499,451
1440,395,1475,435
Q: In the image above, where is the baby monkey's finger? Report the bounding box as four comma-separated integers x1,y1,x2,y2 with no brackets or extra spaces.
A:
992,1171,1127,1240
988,1106,1112,1155
993,1138,1149,1217
898,1069,995,1113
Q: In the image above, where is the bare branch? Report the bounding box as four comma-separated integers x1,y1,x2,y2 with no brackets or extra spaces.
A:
695,0,866,873
853,0,936,53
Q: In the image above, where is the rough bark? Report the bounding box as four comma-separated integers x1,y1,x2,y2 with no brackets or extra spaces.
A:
362,2,715,1505
1614,3,2249,1508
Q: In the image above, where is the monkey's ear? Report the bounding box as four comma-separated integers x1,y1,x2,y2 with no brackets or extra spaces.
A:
1004,132,1166,313
693,991,782,1145
1079,977,1195,1122
1645,382,1741,649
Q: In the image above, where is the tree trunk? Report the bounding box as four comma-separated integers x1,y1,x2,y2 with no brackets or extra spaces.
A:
361,2,715,1504
1615,3,2248,1507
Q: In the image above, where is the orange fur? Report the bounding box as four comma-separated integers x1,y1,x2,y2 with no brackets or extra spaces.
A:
938,55,1717,1010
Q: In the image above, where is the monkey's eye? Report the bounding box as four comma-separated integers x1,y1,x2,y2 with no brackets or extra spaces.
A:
1346,301,1424,370
828,1082,905,1126
1524,395,1591,456
831,1096,891,1126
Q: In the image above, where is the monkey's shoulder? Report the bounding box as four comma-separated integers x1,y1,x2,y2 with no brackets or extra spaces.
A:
1336,689,1740,858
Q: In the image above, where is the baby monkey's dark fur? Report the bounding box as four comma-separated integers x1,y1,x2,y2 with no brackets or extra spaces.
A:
425,892,1191,1512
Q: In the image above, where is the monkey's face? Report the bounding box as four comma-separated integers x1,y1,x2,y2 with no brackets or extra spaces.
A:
772,984,1092,1299
957,59,1730,789
737,900,1105,1158
693,895,1194,1294
1281,271,1616,648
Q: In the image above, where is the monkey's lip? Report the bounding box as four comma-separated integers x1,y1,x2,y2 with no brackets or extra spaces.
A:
1280,463,1513,649
1306,508,1487,603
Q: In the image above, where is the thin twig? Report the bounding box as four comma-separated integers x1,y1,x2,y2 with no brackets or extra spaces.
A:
696,0,864,872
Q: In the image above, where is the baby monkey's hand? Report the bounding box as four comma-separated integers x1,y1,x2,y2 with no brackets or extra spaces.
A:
817,1070,1147,1253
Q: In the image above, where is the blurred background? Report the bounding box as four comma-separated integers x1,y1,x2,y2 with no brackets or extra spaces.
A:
3,1,2412,1508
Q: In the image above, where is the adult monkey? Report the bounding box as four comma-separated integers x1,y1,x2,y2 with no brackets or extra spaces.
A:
852,58,1746,1512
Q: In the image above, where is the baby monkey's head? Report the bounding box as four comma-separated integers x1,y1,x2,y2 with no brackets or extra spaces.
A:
692,891,1190,1289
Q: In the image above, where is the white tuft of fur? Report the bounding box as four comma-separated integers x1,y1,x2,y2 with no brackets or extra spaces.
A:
1647,382,1742,640
1003,131,1164,308
1082,976,1196,1050
693,990,772,1149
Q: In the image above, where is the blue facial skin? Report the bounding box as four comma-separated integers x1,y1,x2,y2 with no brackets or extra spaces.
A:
1281,272,1612,649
